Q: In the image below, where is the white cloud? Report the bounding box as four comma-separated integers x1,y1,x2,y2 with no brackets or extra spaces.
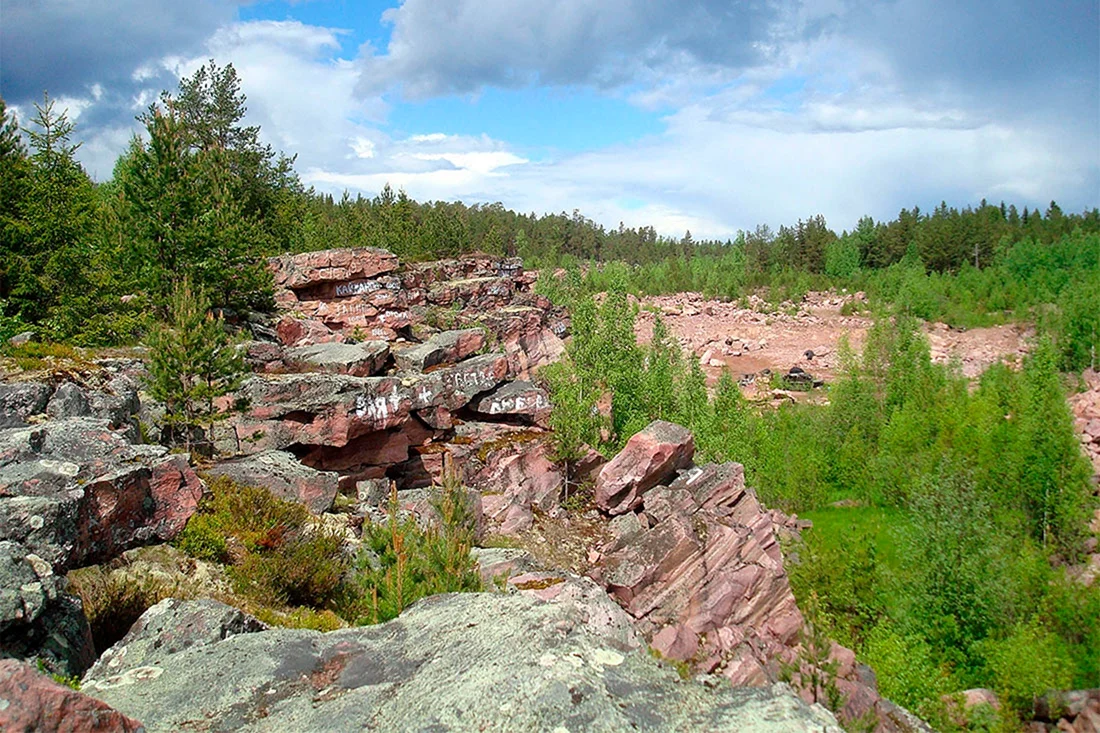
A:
350,137,376,159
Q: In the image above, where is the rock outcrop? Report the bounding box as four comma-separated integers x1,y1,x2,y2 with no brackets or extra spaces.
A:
0,659,144,733
0,418,201,570
588,421,930,732
205,450,340,515
0,541,95,677
1071,369,1100,481
594,420,695,515
265,249,566,379
83,595,842,732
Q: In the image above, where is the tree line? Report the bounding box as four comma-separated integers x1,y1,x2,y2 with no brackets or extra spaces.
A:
2,61,1097,348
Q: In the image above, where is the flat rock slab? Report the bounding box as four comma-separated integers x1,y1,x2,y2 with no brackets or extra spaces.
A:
470,380,551,421
285,341,390,377
206,450,340,514
394,328,486,372
85,594,841,733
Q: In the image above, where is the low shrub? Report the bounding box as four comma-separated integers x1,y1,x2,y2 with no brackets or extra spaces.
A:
66,565,183,654
344,469,482,625
176,476,348,612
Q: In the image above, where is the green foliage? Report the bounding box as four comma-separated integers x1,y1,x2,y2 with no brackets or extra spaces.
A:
860,621,947,718
176,475,310,561
1016,339,1092,552
984,617,1074,717
144,280,247,450
175,476,349,611
787,526,885,649
36,659,81,690
348,472,482,625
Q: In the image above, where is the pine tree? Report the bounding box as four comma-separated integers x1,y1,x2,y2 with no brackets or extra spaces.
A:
0,97,29,308
145,280,247,452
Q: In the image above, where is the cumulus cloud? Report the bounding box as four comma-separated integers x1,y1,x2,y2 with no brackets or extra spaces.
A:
1,3,1094,239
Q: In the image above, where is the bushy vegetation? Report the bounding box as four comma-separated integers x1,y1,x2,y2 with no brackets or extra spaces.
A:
543,281,1098,728
172,474,482,629
344,469,482,625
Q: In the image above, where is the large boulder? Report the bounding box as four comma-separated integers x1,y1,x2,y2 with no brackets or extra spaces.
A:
84,594,842,732
0,419,202,569
84,597,266,683
595,421,695,515
0,659,144,733
206,450,340,514
0,382,52,429
0,541,95,677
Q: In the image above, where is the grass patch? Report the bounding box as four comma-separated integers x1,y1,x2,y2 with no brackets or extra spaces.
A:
800,505,910,574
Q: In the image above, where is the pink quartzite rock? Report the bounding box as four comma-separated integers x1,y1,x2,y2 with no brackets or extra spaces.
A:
285,341,390,377
0,419,202,570
471,381,551,425
393,329,486,372
275,316,341,347
269,247,399,291
595,420,695,515
0,659,145,733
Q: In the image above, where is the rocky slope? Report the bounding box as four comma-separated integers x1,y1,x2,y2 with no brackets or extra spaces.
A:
77,594,842,732
0,248,934,731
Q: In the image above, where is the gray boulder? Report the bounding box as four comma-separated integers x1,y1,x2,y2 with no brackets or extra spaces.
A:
0,419,201,570
0,541,95,676
84,593,842,732
84,597,266,682
206,450,340,514
45,383,91,420
0,383,52,428
285,340,390,377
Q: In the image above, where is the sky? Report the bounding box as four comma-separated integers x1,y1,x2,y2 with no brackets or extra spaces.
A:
2,0,1098,239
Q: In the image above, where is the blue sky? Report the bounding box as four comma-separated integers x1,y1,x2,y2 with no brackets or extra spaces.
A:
2,0,1097,238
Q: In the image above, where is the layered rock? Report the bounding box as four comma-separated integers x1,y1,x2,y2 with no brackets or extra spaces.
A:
284,341,390,377
595,420,695,515
0,418,201,570
222,353,508,457
84,595,842,732
587,421,930,732
266,248,566,379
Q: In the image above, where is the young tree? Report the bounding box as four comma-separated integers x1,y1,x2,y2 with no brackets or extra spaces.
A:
145,279,247,452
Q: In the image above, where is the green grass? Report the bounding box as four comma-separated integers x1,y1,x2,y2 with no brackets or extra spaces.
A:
800,505,910,574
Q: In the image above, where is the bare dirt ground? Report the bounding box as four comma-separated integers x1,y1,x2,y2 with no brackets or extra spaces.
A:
634,290,1033,397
